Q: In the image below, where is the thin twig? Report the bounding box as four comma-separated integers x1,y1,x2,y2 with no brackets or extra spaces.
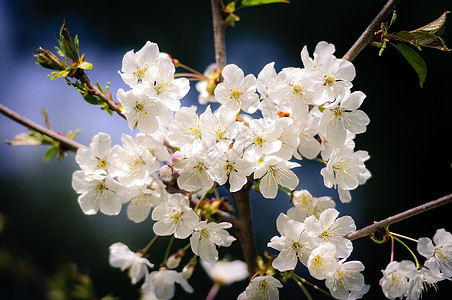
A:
342,0,400,62
211,0,227,69
75,71,126,120
0,103,87,152
346,193,452,241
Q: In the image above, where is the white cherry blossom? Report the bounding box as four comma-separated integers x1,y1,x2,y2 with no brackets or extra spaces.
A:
119,41,160,87
167,106,204,152
145,56,190,112
75,132,125,178
195,63,218,104
417,228,452,277
142,268,194,300
176,152,214,193
325,260,366,299
117,86,168,134
254,155,299,199
245,275,283,300
151,193,199,239
209,141,256,192
125,180,165,223
244,118,282,158
201,259,248,285
307,242,339,280
215,64,259,114
304,208,356,258
268,213,313,270
109,242,153,284
117,134,161,186
320,149,370,202
319,91,370,148
380,260,417,300
72,171,124,216
190,220,236,263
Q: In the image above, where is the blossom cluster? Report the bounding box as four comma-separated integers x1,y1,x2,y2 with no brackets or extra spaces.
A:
256,192,369,300
71,40,373,299
380,228,452,300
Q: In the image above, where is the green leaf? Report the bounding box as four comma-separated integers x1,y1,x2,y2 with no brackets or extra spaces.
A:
409,31,450,51
45,146,59,162
241,0,289,7
74,34,80,53
59,20,79,63
411,11,450,37
7,132,44,146
394,31,421,50
78,61,93,70
395,43,427,87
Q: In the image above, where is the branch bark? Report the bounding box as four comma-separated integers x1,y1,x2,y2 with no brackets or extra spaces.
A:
211,0,227,69
346,193,452,241
0,103,87,152
342,0,400,62
75,71,127,120
231,176,257,278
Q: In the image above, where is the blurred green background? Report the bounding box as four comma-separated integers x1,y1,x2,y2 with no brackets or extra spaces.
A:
1,0,451,299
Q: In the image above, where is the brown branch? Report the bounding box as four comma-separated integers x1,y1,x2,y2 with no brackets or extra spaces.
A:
342,0,400,62
75,70,126,120
346,193,452,241
230,176,257,278
211,0,227,69
0,103,87,152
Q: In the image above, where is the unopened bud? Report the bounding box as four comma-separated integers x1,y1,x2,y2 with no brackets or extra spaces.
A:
159,165,173,178
182,257,197,280
171,151,185,167
166,254,182,269
33,47,66,71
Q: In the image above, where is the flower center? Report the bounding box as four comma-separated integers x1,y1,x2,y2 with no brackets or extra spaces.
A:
324,76,335,87
97,159,108,170
231,89,241,99
134,101,146,112
133,67,148,83
255,136,266,146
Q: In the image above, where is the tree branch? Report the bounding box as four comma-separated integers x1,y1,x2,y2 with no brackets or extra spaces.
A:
342,0,400,62
230,176,257,278
211,0,227,69
0,103,87,152
346,193,452,241
74,70,126,120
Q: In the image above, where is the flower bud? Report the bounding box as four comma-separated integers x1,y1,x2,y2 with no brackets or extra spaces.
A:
159,165,173,178
33,47,66,71
166,253,182,269
171,151,185,167
182,257,197,280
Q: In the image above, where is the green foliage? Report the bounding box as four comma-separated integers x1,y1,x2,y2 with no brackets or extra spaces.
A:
241,0,289,7
222,0,289,27
373,10,450,87
395,43,427,87
33,20,92,80
70,81,114,115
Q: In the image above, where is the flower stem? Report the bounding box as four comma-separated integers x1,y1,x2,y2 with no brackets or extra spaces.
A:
163,236,175,264
206,282,221,300
183,243,191,252
292,273,334,299
392,235,420,269
141,235,159,255
292,277,313,300
389,231,419,243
